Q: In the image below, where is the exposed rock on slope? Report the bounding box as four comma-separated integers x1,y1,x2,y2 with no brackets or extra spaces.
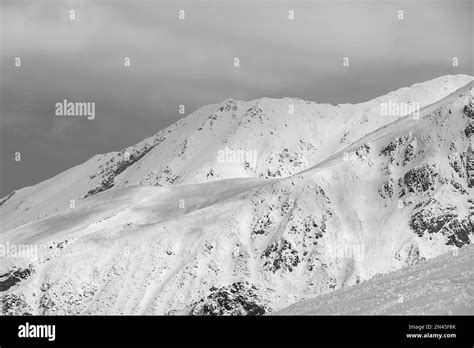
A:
275,244,474,315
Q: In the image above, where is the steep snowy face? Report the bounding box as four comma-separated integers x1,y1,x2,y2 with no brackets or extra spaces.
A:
295,81,474,283
1,75,472,231
1,76,473,316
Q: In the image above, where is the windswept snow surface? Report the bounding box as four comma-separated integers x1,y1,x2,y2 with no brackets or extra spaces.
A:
1,75,473,315
275,244,474,315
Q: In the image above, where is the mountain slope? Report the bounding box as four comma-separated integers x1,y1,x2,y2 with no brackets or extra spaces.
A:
275,244,474,315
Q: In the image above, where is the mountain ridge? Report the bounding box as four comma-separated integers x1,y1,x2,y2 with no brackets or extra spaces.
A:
1,74,472,231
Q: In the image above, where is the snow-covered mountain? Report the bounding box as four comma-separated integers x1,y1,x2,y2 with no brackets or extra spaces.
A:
2,75,472,231
1,75,473,315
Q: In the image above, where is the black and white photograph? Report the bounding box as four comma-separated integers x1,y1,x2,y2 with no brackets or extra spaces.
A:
0,0,473,346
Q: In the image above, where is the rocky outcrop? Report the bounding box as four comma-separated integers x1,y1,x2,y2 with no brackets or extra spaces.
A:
85,137,165,198
409,199,472,248
188,282,269,315
1,293,33,315
463,98,474,119
402,165,438,195
0,266,34,292
262,238,301,273
467,145,474,188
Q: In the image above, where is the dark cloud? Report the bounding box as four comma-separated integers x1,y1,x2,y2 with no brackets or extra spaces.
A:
1,0,472,196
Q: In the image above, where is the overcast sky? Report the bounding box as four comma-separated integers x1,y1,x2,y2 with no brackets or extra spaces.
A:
0,0,472,196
